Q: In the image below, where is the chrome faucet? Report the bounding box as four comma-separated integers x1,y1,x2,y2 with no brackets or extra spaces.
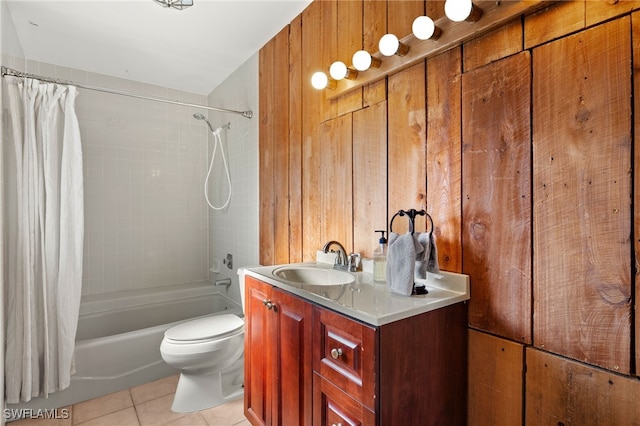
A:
322,240,347,269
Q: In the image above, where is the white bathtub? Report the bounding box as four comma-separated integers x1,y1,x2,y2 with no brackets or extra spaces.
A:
5,281,242,414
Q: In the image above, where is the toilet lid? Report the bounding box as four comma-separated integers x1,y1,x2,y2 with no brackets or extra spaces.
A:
165,314,244,342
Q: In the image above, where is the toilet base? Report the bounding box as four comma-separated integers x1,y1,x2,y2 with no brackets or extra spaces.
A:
171,362,244,413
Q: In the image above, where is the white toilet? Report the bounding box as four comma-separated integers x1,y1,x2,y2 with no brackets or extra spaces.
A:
160,279,246,413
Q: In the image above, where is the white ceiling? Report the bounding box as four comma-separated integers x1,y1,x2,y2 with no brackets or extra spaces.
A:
6,0,311,94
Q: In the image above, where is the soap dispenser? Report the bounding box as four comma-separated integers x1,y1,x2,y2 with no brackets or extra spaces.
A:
373,230,387,283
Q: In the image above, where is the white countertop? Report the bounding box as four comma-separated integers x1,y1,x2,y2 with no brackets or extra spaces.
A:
239,263,470,326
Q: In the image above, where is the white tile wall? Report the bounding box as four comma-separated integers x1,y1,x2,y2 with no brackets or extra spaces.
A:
207,53,260,306
21,61,211,296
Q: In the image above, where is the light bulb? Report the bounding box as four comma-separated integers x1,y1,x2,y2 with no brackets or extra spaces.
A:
412,16,441,40
352,50,381,72
311,71,336,90
444,0,482,22
379,34,409,57
329,61,357,80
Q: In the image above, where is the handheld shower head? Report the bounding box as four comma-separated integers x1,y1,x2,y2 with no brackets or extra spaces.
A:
193,112,214,132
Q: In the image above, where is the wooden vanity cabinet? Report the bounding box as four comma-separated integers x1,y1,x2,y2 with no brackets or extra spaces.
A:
313,303,467,425
244,276,313,426
245,275,468,426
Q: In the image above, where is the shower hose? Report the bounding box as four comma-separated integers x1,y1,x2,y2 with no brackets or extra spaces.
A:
204,127,232,210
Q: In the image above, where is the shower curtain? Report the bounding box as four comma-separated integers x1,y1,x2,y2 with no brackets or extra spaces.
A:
4,77,84,403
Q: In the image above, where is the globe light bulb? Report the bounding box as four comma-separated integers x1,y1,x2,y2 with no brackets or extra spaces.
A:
412,16,440,40
352,50,381,72
329,61,357,80
444,0,482,22
311,71,336,90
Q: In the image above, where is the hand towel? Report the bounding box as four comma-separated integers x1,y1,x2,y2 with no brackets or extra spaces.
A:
415,231,440,279
414,231,430,279
387,231,420,296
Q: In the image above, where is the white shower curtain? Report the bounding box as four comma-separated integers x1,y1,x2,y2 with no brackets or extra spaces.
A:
4,77,84,403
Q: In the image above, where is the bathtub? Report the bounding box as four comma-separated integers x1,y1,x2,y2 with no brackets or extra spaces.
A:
5,281,242,415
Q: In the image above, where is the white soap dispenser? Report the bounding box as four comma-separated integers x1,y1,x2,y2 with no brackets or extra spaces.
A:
373,230,387,283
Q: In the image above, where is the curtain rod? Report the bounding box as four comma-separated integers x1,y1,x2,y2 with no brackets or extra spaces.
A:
1,66,253,119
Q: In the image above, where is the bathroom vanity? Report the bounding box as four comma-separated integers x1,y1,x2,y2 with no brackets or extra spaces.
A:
240,264,470,426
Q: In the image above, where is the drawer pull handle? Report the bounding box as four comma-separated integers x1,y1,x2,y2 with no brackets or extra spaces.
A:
332,424,343,426
330,348,343,359
262,299,277,312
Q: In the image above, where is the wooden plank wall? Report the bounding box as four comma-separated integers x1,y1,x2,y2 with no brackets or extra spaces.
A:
532,16,632,374
462,51,532,344
257,0,640,423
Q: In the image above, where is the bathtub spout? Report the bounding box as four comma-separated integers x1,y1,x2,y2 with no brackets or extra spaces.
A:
215,278,232,291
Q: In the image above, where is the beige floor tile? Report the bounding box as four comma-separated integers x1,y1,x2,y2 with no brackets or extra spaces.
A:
161,413,209,426
72,390,133,424
231,420,251,426
135,394,200,426
130,374,179,406
198,397,245,426
75,407,139,426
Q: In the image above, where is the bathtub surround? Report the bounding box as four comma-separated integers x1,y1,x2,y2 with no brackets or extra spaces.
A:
207,53,259,304
4,75,84,403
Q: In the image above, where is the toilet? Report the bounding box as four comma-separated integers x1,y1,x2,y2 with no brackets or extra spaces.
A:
160,279,246,413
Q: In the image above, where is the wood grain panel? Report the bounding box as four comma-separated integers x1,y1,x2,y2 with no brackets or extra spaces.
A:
302,1,330,261
524,0,584,49
532,18,632,373
259,36,276,266
336,0,363,117
388,62,427,234
468,330,524,426
363,0,387,106
319,115,354,251
289,15,303,263
462,52,532,343
586,0,640,27
634,10,640,379
526,348,640,424
273,27,291,265
426,47,462,273
322,0,338,122
463,18,523,73
387,0,424,39
353,102,388,257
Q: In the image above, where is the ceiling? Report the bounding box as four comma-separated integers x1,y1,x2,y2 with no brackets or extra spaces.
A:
6,0,312,94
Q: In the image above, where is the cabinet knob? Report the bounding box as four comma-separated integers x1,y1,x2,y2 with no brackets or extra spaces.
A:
262,299,277,312
330,348,343,360
331,423,343,426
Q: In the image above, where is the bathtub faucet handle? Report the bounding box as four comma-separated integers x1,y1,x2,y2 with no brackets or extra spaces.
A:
214,278,232,291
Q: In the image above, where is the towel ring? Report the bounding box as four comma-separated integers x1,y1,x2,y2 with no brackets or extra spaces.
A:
389,209,434,234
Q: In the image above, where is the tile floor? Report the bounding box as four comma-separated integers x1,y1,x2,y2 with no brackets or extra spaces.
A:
10,375,249,426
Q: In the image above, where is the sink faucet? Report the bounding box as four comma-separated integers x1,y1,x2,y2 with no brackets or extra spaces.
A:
322,240,347,269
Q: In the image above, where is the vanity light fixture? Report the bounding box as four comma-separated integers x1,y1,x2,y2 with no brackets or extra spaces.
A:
153,0,194,10
412,16,441,40
329,61,358,81
379,34,410,57
352,50,382,72
311,71,336,90
444,0,483,22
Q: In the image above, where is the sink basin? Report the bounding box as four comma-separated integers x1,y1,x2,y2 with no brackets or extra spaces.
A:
273,266,355,286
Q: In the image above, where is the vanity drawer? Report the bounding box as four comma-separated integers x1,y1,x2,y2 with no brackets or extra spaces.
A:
313,373,375,426
313,307,377,411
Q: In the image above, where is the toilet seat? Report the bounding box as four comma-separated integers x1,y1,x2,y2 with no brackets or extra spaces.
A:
164,314,244,343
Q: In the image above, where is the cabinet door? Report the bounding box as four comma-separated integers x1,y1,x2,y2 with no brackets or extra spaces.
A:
272,287,314,426
245,277,274,426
